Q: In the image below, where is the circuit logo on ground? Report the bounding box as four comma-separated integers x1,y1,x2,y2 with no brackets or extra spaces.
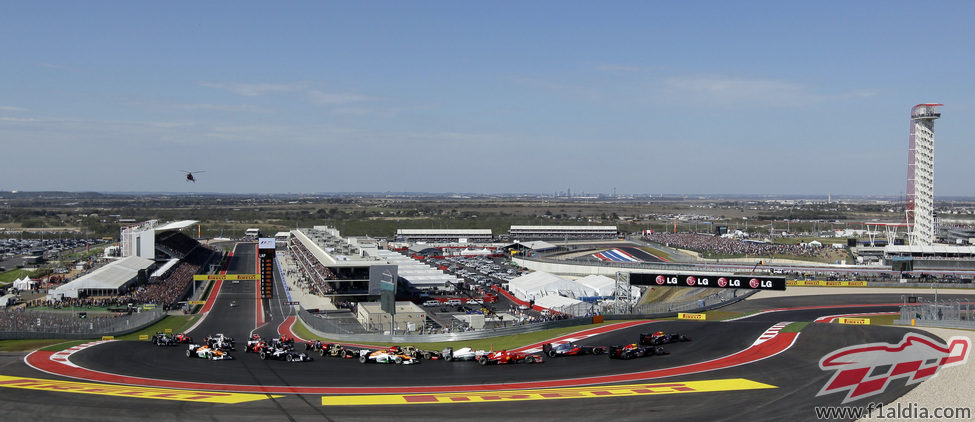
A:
816,333,970,404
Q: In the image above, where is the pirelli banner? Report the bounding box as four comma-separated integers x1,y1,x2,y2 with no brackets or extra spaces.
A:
630,272,787,291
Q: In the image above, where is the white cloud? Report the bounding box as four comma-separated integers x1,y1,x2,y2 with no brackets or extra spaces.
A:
171,103,270,113
0,105,28,112
199,81,307,96
594,64,644,72
661,76,875,107
306,90,375,105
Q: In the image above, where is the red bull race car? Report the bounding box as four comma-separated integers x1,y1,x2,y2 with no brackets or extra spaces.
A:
607,343,668,360
639,331,692,346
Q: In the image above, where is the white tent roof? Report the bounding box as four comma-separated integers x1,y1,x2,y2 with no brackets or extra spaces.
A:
534,294,584,308
574,275,617,297
51,256,154,299
12,277,36,290
507,271,595,301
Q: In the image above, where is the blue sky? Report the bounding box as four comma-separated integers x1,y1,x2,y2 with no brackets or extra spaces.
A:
2,1,974,196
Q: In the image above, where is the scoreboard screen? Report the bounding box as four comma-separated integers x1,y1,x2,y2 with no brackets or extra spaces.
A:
258,239,275,299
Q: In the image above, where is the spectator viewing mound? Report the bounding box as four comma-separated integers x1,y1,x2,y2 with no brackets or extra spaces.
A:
645,232,838,261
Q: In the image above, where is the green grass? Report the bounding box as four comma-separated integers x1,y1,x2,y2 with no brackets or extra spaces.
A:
867,315,898,326
292,318,658,351
780,322,810,333
0,339,78,352
0,268,31,283
117,314,200,340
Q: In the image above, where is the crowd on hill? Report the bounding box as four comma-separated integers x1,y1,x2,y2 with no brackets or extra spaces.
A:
646,232,829,258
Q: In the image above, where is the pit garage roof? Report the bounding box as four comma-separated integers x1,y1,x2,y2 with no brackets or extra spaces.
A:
154,220,198,231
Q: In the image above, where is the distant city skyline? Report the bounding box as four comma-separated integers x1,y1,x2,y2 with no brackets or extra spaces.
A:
2,1,974,196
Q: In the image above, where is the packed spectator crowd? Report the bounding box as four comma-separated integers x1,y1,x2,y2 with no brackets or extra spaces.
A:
646,232,830,258
288,240,341,296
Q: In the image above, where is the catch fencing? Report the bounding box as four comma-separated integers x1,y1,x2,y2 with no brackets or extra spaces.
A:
0,309,166,340
896,297,975,329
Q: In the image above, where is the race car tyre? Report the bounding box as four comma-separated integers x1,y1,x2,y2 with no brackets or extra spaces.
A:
286,355,294,362
260,352,268,360
359,355,368,364
444,353,453,362
186,350,192,358
422,352,431,360
524,356,535,364
394,356,403,364
319,349,326,357
478,357,488,366
339,350,349,359
547,350,557,358
594,348,604,355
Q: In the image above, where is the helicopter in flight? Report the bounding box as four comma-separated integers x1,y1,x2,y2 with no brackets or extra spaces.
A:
181,170,205,183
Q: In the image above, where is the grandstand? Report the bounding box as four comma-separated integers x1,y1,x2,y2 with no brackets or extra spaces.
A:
395,229,493,243
509,225,618,240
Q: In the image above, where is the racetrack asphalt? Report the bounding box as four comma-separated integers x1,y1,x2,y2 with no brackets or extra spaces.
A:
0,243,962,421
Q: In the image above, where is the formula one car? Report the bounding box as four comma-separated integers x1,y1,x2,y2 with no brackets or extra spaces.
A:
260,346,313,362
305,339,323,352
639,331,692,346
246,336,269,353
398,345,443,360
478,350,543,365
607,343,668,360
186,344,234,360
174,333,193,344
441,347,488,362
359,347,420,364
205,336,235,351
318,343,358,359
542,342,608,358
151,332,177,346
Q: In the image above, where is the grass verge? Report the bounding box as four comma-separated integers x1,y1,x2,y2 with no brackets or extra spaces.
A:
291,318,659,351
0,269,31,283
780,322,810,333
117,314,200,340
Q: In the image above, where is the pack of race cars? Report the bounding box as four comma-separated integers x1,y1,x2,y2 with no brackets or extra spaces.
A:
152,330,692,364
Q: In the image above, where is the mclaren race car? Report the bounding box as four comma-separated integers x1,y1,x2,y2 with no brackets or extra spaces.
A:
542,342,608,357
359,347,420,364
607,343,668,360
639,331,692,346
186,344,234,360
478,350,543,365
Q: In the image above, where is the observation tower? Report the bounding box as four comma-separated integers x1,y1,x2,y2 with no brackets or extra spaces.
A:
905,103,942,246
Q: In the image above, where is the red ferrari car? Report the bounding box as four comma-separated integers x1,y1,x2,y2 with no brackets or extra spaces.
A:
478,350,543,365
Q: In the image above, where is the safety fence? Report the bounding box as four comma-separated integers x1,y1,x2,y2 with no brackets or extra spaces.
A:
0,308,166,340
896,297,975,329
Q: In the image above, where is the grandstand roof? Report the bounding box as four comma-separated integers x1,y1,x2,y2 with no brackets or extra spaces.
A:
51,256,155,298
510,225,617,231
155,220,198,231
885,245,975,255
397,229,492,235
150,258,180,278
